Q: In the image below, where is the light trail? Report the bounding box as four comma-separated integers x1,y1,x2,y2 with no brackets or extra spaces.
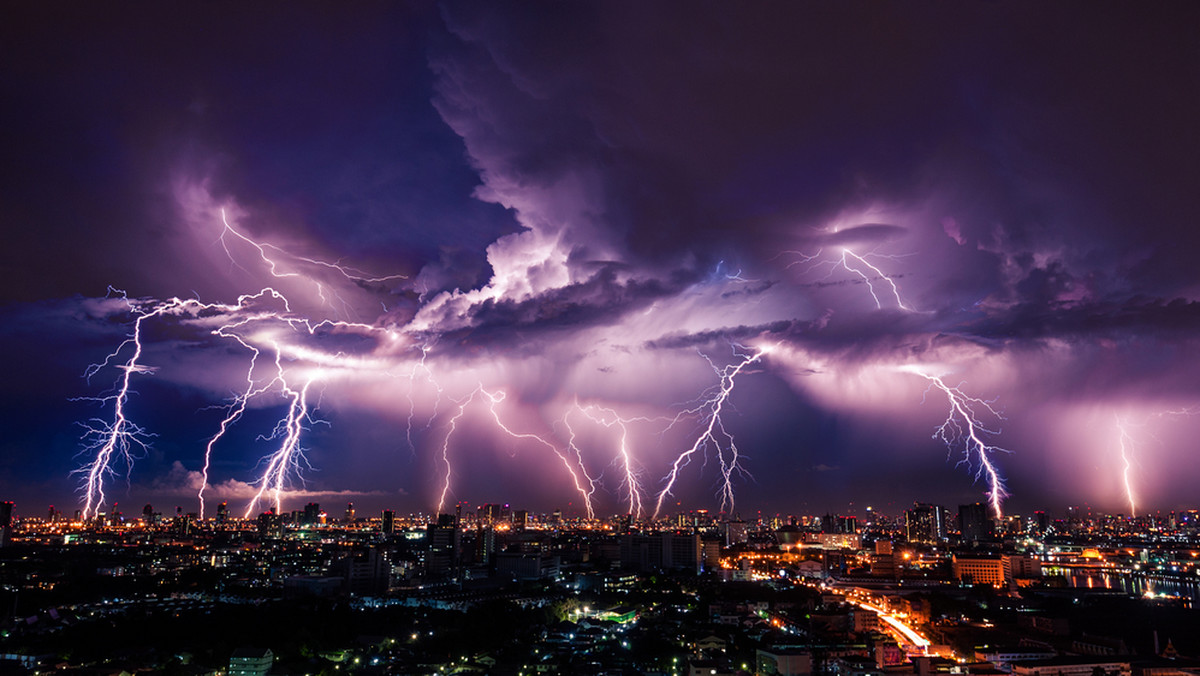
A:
854,597,931,650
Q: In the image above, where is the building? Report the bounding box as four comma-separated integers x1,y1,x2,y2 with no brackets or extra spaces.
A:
906,503,948,543
0,501,11,548
959,502,994,544
337,548,390,596
426,513,460,577
757,648,812,676
872,539,897,579
256,510,283,539
952,553,1006,587
619,533,702,573
283,575,344,599
1008,554,1043,580
1010,657,1131,676
381,509,395,534
229,648,273,676
724,519,749,545
302,502,320,526
974,648,1057,672
495,551,560,580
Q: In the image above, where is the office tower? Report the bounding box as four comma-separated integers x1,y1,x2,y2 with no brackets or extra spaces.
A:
426,513,461,577
303,502,320,526
906,503,948,544
958,502,994,544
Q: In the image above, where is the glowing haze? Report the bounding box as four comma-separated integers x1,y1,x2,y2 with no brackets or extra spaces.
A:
2,3,1200,518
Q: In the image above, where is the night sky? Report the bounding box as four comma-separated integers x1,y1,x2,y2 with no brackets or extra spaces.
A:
3,2,1200,520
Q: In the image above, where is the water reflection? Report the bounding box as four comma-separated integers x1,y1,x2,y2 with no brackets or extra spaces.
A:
1046,566,1199,607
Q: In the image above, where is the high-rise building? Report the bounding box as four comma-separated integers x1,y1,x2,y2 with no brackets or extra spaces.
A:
619,533,702,573
513,509,528,532
344,502,355,524
479,503,503,525
426,513,460,577
257,510,282,538
871,540,896,578
906,503,948,544
475,525,496,565
303,502,320,526
1034,510,1050,534
336,548,389,596
217,501,229,525
724,520,748,546
958,503,993,544
381,510,395,535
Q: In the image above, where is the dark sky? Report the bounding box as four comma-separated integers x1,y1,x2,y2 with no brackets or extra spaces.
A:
2,2,1200,521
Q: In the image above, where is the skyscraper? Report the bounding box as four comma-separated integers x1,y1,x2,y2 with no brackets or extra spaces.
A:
906,503,948,544
303,502,320,526
426,513,460,577
958,503,994,544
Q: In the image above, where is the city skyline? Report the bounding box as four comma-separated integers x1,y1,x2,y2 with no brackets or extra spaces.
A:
3,4,1200,518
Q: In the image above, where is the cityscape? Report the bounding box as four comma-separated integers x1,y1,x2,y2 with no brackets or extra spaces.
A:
2,498,1200,676
4,2,1200,676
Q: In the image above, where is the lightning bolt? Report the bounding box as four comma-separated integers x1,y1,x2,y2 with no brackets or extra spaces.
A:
74,290,167,520
1106,407,1197,518
78,205,415,519
244,373,318,518
901,366,1009,519
839,249,911,311
219,208,405,316
436,386,599,518
403,342,444,455
654,343,771,518
75,288,318,519
1114,414,1137,517
565,402,650,518
785,246,913,311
